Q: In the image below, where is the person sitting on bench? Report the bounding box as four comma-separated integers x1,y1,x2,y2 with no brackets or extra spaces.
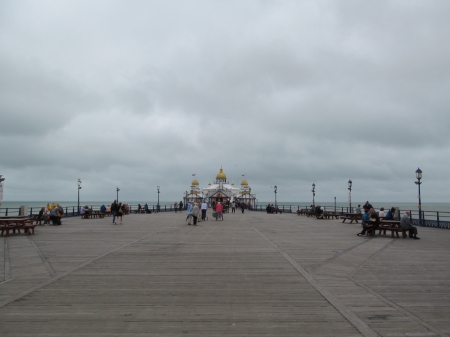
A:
357,208,379,236
400,211,420,240
50,207,62,226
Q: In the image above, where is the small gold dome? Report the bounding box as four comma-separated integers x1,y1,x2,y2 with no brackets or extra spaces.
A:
241,179,248,186
191,179,199,185
216,167,227,179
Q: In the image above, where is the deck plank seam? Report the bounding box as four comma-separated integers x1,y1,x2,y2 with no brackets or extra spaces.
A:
350,276,449,337
0,224,175,309
27,236,57,278
247,220,380,337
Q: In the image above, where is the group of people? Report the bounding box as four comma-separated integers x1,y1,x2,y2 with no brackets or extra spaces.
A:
36,205,63,226
357,201,420,239
136,203,151,213
111,200,126,225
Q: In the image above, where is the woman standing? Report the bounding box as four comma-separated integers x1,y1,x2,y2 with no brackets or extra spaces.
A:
116,202,124,224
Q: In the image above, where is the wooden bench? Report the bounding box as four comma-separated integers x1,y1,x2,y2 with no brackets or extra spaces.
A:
82,211,105,219
341,213,362,223
0,218,37,237
267,207,282,214
378,220,407,238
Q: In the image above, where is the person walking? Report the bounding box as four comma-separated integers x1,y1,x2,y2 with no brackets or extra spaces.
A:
116,202,124,224
231,201,236,213
174,202,178,213
191,202,200,225
201,200,208,220
111,200,118,225
215,202,223,220
186,201,193,225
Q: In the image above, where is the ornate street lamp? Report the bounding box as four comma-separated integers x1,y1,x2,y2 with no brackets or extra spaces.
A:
415,168,422,226
311,183,315,207
157,186,160,204
348,180,352,213
116,187,120,203
77,178,82,214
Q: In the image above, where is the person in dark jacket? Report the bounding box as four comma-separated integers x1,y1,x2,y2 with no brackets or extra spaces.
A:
363,201,373,212
111,200,118,225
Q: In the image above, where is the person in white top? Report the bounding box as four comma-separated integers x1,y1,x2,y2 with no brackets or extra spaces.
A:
378,207,385,217
201,201,208,221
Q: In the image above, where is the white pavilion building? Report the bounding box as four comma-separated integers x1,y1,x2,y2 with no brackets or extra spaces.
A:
184,167,255,208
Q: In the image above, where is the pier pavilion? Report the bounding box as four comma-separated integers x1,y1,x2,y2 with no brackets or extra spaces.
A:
184,167,256,207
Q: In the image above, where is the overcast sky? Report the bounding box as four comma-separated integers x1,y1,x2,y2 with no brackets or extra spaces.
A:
1,0,449,204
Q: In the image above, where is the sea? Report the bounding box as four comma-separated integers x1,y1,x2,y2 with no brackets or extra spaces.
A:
1,200,449,213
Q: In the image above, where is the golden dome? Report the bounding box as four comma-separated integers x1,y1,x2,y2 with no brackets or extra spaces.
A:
191,179,199,185
241,179,248,186
216,167,227,179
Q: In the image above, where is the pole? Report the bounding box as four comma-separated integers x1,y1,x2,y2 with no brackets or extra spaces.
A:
77,178,81,214
418,180,422,226
116,187,120,203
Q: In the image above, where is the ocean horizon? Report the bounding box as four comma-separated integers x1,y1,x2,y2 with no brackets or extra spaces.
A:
1,200,449,213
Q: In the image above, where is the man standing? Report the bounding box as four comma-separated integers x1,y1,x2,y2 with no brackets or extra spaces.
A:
179,201,183,211
400,211,420,240
363,201,373,212
111,200,118,225
201,200,208,221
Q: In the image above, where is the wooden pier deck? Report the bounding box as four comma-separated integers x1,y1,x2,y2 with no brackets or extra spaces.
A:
1,211,449,336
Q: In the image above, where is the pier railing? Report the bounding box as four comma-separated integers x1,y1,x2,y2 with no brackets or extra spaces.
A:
1,204,449,229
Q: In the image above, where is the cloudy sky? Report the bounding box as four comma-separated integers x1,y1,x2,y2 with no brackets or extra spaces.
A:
1,0,449,204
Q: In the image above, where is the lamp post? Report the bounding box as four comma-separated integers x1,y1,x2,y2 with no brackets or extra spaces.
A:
116,187,120,203
415,168,422,226
0,175,5,207
274,185,277,207
348,180,352,213
311,183,315,207
249,187,252,209
77,178,82,214
185,190,188,208
157,186,160,204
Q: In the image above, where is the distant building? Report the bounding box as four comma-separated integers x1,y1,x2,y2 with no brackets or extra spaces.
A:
184,167,255,207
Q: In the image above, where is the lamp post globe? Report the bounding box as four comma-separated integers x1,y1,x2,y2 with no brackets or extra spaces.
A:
415,168,422,226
